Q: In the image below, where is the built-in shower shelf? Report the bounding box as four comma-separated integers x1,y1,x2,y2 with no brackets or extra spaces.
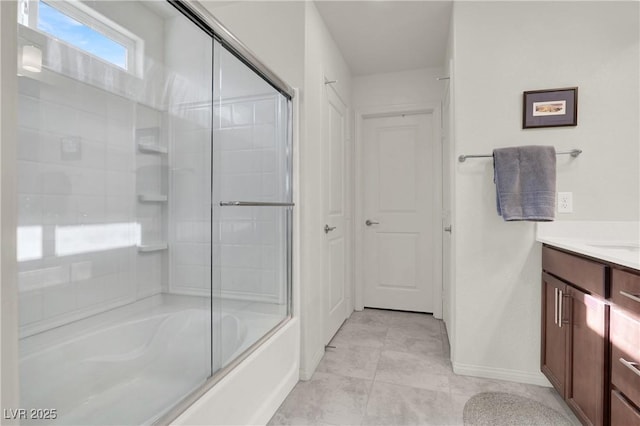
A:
137,243,168,253
137,143,168,154
138,194,168,202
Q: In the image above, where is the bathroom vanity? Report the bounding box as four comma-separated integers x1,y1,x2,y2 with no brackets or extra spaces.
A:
609,269,640,426
538,222,640,426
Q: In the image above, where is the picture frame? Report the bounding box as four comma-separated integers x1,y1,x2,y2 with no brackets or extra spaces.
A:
522,87,578,129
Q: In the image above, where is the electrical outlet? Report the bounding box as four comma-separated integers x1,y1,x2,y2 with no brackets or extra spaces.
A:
558,192,573,213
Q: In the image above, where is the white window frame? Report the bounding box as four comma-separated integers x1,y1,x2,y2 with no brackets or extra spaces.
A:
20,0,144,76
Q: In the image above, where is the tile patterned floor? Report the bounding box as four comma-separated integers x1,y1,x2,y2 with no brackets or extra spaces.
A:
269,308,580,426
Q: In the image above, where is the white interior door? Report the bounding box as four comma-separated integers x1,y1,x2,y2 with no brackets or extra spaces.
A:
323,86,348,344
362,113,434,313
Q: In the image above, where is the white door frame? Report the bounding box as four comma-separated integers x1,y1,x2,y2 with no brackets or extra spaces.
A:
354,103,443,319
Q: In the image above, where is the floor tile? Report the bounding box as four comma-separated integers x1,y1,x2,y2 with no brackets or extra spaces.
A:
268,372,371,426
270,308,580,426
316,345,381,380
450,393,469,425
388,321,442,340
449,374,525,398
347,309,395,328
363,381,456,426
441,325,451,357
384,326,444,357
375,350,452,391
386,310,441,330
330,322,388,349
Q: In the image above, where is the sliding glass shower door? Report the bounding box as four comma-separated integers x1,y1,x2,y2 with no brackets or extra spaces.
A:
212,41,292,372
16,1,292,424
17,1,213,424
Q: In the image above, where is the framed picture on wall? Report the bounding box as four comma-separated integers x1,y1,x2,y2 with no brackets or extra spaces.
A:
522,87,578,129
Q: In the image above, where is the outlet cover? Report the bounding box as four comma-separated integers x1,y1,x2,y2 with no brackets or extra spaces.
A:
558,192,573,213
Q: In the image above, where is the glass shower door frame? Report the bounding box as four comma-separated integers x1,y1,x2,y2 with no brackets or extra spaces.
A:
158,1,295,423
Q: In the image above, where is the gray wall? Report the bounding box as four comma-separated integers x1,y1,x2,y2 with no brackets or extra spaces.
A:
451,1,639,383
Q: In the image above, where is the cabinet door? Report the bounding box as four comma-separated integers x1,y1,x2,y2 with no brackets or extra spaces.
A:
610,308,640,409
611,390,640,426
541,272,569,397
566,286,607,426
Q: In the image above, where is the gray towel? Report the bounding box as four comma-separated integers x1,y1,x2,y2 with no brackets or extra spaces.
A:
493,145,556,221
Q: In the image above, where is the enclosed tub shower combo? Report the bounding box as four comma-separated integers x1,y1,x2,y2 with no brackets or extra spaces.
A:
13,0,294,423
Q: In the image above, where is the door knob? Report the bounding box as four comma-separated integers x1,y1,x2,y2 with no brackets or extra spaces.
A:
365,219,380,226
324,224,336,234
444,226,452,233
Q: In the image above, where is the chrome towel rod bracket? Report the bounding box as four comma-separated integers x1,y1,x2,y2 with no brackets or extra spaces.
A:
458,148,582,163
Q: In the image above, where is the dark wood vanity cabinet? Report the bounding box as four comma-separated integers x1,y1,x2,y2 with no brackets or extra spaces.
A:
566,286,607,426
542,246,608,426
611,389,640,426
541,272,569,396
542,245,640,426
609,269,640,426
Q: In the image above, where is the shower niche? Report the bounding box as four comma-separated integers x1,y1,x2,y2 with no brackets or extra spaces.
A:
15,1,292,424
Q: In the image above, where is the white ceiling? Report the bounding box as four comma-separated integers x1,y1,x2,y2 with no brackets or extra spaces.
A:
315,1,453,76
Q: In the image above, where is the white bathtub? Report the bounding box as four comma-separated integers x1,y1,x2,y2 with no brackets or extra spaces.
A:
20,307,247,425
172,317,300,425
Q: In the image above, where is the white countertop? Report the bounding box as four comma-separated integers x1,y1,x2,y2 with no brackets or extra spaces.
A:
536,221,640,271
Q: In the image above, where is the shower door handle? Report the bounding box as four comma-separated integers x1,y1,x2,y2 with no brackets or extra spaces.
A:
324,224,336,234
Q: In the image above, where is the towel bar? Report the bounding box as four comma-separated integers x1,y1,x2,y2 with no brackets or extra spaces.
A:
458,149,582,163
219,201,295,207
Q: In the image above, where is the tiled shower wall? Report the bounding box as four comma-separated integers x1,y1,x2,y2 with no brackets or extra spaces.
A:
16,3,167,337
168,102,212,296
16,8,288,337
217,95,287,304
16,76,165,337
170,94,288,304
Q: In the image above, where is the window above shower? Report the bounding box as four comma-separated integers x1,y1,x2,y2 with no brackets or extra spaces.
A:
17,0,144,77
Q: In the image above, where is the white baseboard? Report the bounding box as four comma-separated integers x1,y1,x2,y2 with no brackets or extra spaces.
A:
299,346,324,381
452,362,552,387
